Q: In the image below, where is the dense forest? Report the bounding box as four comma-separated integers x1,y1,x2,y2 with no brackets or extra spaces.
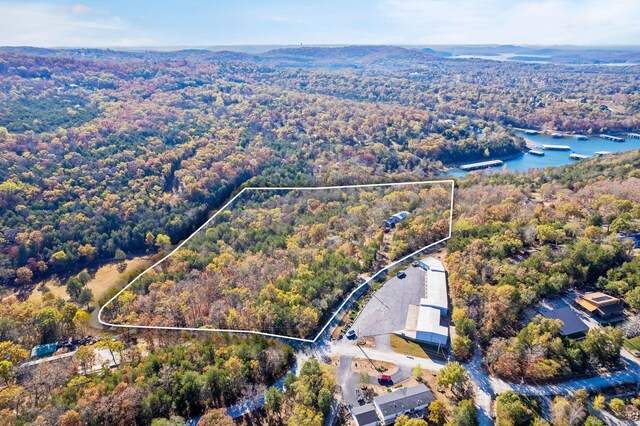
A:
0,46,640,425
2,46,639,288
447,151,640,380
101,185,451,338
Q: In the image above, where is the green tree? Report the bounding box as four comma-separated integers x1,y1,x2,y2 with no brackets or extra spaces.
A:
114,249,127,260
0,342,29,364
428,400,448,425
77,270,91,285
582,327,623,367
452,335,473,361
156,234,171,250
0,361,13,386
584,415,606,426
496,391,531,426
592,395,606,411
452,399,478,426
437,362,469,396
625,286,640,311
66,276,84,300
34,307,60,343
317,387,332,416
265,386,283,417
78,288,94,309
609,398,625,415
412,364,423,380
395,415,428,425
145,231,155,248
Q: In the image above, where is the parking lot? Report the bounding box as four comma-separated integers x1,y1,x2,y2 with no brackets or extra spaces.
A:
349,266,425,337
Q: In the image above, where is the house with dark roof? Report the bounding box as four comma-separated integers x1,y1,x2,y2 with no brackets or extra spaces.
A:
373,384,434,425
351,403,380,426
382,211,410,229
575,292,625,323
540,307,589,339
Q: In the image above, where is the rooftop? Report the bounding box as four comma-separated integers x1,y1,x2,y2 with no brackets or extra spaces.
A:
419,257,448,313
351,403,379,425
373,383,434,418
579,292,621,306
540,307,588,337
416,305,449,338
31,342,57,358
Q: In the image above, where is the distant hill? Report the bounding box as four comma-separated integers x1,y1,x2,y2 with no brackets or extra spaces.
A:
2,44,639,65
260,45,445,67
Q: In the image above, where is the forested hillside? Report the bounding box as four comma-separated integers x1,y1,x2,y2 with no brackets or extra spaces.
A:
101,184,452,338
447,151,640,380
1,47,639,289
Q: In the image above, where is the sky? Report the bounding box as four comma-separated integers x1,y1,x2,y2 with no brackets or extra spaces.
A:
0,0,639,48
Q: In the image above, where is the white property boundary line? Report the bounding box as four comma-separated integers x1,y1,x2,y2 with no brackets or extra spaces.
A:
98,179,456,343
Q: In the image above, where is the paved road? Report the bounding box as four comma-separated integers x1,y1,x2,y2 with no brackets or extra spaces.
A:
225,368,292,419
337,355,359,406
349,266,425,337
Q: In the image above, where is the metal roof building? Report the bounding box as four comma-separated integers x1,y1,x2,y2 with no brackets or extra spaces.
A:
415,306,449,347
540,307,589,339
30,342,57,358
417,257,448,315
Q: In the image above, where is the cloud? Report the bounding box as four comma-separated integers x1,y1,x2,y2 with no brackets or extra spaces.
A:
378,0,640,45
71,4,108,15
0,2,152,47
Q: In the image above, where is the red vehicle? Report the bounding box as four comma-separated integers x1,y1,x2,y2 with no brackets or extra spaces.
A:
378,374,392,383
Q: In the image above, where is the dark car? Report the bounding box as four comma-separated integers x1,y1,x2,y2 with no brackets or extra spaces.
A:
346,329,357,339
411,261,419,267
397,271,407,279
355,389,365,404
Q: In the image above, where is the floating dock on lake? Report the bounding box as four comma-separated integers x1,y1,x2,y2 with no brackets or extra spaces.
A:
574,135,588,140
570,153,590,160
551,133,564,138
628,133,640,140
594,151,611,157
524,129,539,135
542,144,571,150
459,160,504,171
599,134,625,142
529,150,545,156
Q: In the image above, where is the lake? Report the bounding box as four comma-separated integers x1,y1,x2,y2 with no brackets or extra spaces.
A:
446,131,640,177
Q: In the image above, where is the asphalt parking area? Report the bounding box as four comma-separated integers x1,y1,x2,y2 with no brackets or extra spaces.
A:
349,266,425,337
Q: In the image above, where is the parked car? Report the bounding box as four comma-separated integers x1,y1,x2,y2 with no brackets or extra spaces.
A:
355,389,365,404
397,271,407,279
411,261,419,267
346,329,357,339
378,374,392,383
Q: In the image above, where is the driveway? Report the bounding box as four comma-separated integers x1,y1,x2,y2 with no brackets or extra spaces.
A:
349,266,425,337
337,355,360,407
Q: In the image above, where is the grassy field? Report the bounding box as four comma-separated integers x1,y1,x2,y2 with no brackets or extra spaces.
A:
27,255,150,305
624,336,640,352
390,334,435,358
87,256,150,302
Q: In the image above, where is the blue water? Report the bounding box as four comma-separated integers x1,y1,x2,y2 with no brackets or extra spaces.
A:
446,131,640,177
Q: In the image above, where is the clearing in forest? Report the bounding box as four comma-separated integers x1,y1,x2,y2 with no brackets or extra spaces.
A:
99,181,454,341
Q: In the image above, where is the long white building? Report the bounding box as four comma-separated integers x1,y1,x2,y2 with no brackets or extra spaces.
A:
417,256,448,315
